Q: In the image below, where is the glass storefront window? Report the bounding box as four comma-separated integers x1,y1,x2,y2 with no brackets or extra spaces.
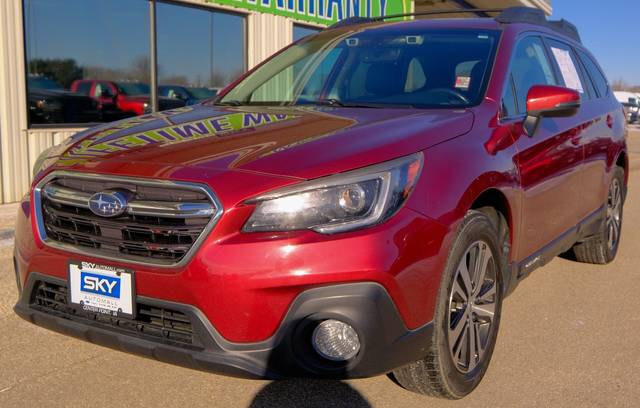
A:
156,2,246,106
23,0,247,127
24,0,150,125
293,24,321,42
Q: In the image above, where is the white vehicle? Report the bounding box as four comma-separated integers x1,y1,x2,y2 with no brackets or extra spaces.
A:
614,91,639,123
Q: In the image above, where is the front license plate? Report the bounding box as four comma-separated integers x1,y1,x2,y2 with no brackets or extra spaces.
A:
68,261,135,318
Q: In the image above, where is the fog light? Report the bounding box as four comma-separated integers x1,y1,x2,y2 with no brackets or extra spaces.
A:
311,319,360,361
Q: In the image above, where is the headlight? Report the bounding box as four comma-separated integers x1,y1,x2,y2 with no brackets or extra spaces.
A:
36,99,62,110
243,152,423,234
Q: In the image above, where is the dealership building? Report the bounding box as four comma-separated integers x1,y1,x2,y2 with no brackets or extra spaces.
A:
0,0,551,204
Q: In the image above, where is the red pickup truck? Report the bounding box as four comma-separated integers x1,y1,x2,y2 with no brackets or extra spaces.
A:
71,80,185,119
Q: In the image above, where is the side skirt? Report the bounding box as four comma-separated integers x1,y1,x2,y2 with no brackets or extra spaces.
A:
505,205,605,295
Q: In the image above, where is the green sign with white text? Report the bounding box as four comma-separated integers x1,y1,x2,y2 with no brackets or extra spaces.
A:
206,0,412,26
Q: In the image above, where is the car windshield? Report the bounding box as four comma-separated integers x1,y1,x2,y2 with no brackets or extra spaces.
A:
28,76,64,91
188,87,217,99
116,82,150,96
219,27,500,108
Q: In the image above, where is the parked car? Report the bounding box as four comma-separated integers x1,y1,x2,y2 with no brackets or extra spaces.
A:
71,79,186,119
159,85,218,105
15,7,627,399
614,91,639,123
27,76,99,124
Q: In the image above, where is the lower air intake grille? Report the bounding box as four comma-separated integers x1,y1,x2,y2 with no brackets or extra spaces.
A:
31,281,197,347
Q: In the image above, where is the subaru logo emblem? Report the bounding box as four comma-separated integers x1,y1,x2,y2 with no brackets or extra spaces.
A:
88,190,132,217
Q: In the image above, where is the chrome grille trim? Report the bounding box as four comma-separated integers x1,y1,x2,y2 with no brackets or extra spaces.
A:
33,171,224,268
43,184,216,218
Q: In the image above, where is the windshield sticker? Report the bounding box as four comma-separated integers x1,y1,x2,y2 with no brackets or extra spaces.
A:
455,76,471,90
551,47,584,93
57,112,299,167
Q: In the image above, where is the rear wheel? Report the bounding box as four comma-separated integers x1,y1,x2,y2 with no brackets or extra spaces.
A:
572,166,625,264
392,210,504,399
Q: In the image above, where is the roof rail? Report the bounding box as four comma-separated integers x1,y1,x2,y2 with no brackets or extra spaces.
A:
495,7,581,43
325,7,582,44
494,6,547,25
328,16,376,29
547,19,581,43
326,8,504,29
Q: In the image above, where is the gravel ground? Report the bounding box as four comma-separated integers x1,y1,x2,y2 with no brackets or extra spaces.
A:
0,129,639,407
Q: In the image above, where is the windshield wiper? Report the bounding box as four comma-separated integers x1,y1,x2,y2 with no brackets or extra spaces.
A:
313,99,412,109
315,98,347,107
315,98,382,108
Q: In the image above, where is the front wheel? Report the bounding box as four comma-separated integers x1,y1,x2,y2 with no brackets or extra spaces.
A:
392,209,504,399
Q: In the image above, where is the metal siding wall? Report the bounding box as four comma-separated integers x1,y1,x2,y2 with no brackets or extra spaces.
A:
0,1,28,203
26,129,85,180
248,13,293,69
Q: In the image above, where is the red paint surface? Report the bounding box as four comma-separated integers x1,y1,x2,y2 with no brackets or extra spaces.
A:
16,20,627,343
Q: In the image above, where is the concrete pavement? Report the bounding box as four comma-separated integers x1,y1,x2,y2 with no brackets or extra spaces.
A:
1,129,639,407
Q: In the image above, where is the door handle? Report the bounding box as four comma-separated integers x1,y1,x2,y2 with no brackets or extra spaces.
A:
606,114,614,129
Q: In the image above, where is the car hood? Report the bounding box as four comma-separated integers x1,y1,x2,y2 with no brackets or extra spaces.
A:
48,104,474,180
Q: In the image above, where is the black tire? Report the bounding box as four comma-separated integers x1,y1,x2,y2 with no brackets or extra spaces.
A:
392,209,505,399
572,166,625,264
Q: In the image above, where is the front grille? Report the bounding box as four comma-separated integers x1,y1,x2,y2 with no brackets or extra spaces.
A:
36,173,219,266
31,281,197,346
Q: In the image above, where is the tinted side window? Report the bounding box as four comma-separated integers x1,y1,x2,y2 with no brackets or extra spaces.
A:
546,39,588,98
576,49,610,98
75,81,92,96
574,56,596,100
510,37,557,114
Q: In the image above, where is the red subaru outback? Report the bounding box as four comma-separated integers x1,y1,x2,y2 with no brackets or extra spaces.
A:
13,7,627,398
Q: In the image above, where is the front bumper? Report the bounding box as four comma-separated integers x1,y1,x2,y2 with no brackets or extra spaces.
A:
15,272,433,379
14,190,449,343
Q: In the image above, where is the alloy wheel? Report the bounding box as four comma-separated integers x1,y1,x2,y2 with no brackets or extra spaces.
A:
606,178,622,252
448,240,498,373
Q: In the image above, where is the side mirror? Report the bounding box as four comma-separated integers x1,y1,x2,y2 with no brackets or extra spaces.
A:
523,85,581,136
